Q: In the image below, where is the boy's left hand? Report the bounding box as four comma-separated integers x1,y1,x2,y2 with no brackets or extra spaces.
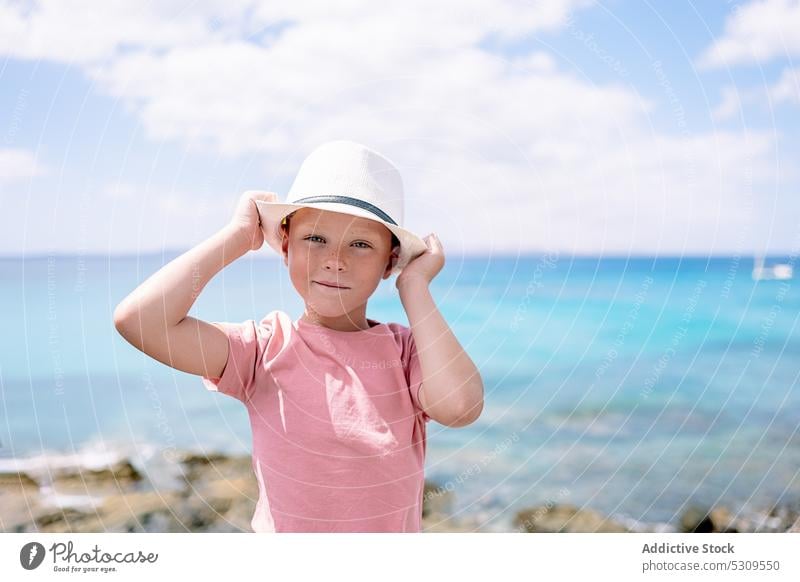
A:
396,233,444,291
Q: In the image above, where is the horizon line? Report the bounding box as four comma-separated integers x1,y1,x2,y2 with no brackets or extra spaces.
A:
1,251,797,260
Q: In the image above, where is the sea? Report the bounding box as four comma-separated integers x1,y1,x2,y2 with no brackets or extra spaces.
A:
1,252,798,531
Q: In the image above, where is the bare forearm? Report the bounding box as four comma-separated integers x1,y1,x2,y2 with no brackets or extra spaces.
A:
399,280,484,420
114,226,249,328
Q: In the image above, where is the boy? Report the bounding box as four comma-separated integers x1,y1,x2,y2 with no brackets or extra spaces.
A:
114,140,484,531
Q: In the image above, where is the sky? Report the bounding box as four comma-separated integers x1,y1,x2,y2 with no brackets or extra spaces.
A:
0,0,798,259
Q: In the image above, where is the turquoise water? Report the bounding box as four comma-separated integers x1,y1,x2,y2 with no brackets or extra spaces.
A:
1,252,798,529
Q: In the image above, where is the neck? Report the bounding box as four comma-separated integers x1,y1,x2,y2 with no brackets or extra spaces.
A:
301,306,373,332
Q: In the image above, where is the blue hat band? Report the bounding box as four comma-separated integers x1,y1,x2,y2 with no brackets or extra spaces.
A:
292,195,398,226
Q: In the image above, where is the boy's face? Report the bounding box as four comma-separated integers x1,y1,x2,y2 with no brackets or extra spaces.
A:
280,207,399,324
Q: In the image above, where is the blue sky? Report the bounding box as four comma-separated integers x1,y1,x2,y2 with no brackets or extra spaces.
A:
1,0,798,257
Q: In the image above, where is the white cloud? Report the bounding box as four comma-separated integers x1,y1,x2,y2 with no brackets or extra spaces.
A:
0,0,245,64
711,86,745,121
37,182,235,255
712,67,800,123
0,0,789,256
697,0,800,68
770,66,800,103
0,0,589,64
76,0,596,158
0,148,43,184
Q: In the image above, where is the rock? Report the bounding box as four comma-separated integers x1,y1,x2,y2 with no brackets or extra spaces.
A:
31,487,245,534
159,476,257,533
679,505,738,533
37,490,185,533
90,475,257,533
23,451,259,533
0,472,39,489
422,512,485,532
679,506,713,533
179,453,253,485
514,504,629,533
0,472,42,532
767,501,800,533
422,480,454,518
0,490,42,532
709,506,739,532
180,452,230,471
205,495,257,533
35,507,95,532
737,501,800,533
185,471,258,532
51,460,143,494
776,497,800,532
789,516,800,533
194,475,257,502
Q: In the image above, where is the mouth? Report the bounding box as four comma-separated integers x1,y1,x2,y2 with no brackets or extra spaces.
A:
313,281,350,290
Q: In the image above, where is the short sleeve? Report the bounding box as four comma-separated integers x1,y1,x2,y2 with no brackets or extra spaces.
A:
406,332,431,423
201,316,275,404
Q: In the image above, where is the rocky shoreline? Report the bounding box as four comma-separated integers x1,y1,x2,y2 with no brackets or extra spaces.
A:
1,450,798,533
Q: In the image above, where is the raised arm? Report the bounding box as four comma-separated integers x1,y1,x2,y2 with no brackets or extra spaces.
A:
113,191,276,378
397,233,484,428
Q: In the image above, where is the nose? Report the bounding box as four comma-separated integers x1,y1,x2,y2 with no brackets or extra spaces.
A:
323,244,346,271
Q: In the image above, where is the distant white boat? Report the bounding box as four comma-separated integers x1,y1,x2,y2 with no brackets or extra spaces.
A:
752,255,793,281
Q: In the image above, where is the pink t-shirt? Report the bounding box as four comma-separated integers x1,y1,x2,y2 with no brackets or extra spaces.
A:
201,310,430,533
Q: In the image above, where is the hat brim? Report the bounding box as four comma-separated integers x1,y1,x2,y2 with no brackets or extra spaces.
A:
254,200,428,276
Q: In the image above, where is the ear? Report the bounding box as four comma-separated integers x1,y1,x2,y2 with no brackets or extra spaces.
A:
382,245,401,279
280,229,290,266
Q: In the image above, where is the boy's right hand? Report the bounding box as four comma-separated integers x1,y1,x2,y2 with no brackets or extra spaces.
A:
227,190,278,251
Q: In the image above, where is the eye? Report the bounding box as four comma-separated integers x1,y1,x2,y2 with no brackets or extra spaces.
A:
304,235,371,249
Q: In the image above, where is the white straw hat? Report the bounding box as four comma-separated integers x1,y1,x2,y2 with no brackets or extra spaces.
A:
255,140,427,276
